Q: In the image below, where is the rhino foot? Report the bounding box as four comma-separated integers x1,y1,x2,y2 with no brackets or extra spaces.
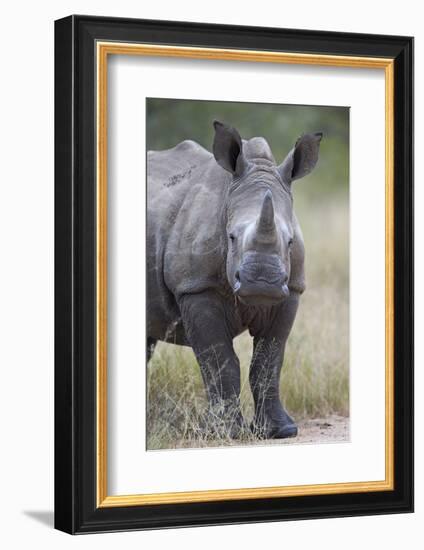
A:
251,410,298,440
199,418,247,440
267,422,298,439
201,402,247,440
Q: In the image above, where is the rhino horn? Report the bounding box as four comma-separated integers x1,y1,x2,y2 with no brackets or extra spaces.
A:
257,190,276,236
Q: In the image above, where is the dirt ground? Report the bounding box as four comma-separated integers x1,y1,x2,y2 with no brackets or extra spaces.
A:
272,415,350,446
170,415,350,450
229,415,350,448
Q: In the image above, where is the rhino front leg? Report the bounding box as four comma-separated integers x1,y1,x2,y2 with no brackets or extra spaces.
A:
178,292,243,437
249,293,300,439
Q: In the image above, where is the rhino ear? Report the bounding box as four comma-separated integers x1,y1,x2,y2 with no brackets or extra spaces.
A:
212,120,246,177
278,132,323,184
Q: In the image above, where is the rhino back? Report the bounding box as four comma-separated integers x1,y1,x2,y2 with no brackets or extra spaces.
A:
148,140,211,199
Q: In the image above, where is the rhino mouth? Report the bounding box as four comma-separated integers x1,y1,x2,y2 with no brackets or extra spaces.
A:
237,294,286,307
234,280,290,306
233,263,289,306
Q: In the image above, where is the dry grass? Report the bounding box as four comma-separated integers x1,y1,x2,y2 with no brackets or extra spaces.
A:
147,197,349,450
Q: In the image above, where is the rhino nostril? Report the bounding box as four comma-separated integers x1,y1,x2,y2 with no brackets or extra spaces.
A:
234,270,241,293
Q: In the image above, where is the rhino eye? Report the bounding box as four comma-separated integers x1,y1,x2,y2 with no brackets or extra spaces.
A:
229,232,236,241
288,238,294,247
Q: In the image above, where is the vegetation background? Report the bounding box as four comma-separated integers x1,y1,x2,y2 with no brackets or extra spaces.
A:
146,98,349,450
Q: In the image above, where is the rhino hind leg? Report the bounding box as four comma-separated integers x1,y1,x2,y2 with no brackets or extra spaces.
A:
146,337,157,363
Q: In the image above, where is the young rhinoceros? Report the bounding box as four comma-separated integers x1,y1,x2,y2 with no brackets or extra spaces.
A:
147,121,322,439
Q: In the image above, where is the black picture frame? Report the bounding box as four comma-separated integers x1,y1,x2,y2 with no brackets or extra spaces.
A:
55,14,414,534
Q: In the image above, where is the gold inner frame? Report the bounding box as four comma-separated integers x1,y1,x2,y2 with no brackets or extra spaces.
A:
96,42,395,508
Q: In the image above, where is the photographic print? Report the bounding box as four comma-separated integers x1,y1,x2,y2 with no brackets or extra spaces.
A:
55,17,413,533
146,98,350,451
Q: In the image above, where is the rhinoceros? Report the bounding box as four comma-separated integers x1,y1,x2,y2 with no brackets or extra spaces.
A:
147,121,322,439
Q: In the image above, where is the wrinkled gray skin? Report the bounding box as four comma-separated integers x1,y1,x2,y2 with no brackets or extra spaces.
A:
147,121,322,439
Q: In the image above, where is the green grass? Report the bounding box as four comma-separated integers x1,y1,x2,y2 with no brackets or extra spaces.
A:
147,196,349,450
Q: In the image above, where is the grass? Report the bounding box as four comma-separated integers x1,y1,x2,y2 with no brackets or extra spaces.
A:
147,196,349,450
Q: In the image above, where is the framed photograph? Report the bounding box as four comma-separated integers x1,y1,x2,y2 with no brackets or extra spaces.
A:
54,15,413,534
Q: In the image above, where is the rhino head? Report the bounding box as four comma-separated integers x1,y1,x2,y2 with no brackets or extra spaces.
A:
213,120,322,307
